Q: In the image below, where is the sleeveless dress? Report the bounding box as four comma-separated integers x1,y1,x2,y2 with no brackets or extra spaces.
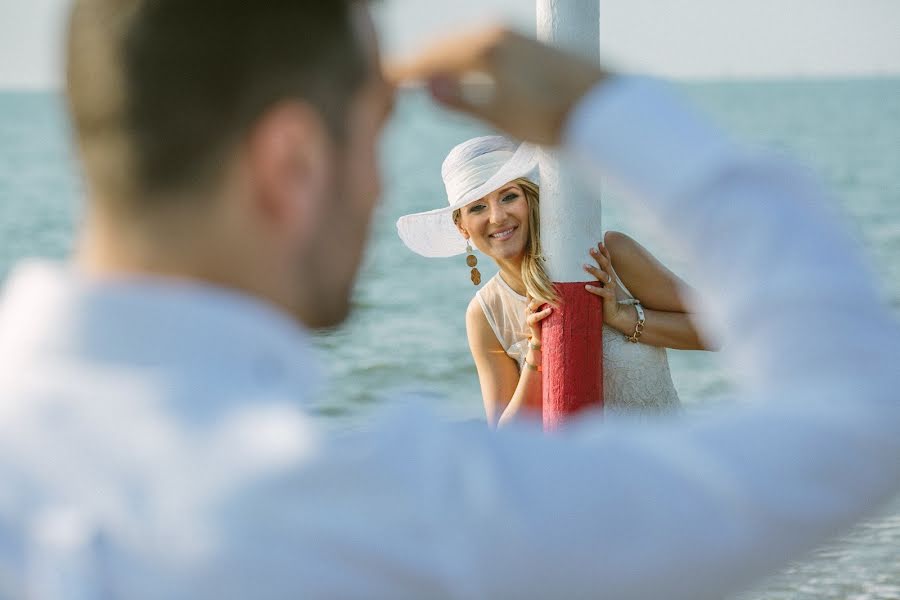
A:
474,273,681,418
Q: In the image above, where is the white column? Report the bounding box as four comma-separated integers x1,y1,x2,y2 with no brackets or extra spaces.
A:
536,0,601,282
536,0,603,430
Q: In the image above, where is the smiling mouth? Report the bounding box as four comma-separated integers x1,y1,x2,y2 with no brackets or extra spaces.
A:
489,227,517,241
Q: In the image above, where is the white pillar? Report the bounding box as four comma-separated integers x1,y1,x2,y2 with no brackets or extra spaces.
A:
536,0,603,430
536,0,601,282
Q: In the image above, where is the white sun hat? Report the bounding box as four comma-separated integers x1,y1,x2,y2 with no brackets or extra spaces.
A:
396,135,540,258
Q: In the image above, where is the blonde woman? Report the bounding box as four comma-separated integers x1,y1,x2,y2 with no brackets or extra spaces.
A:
398,136,712,427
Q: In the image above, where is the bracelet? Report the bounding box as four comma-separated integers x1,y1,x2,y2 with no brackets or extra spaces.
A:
625,301,645,343
524,360,542,372
528,340,542,351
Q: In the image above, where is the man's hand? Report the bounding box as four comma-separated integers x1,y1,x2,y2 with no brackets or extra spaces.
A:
386,28,608,145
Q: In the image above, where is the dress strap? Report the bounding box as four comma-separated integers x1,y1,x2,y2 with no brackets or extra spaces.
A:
615,273,636,299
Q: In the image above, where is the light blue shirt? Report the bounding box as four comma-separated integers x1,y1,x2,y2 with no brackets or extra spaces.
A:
1,77,898,599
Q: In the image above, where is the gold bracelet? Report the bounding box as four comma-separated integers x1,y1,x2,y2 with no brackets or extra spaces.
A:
524,360,542,372
625,302,645,343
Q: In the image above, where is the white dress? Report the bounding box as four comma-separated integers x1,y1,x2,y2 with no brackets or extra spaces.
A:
475,273,680,417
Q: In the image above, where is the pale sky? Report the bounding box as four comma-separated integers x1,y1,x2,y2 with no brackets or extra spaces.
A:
1,0,899,89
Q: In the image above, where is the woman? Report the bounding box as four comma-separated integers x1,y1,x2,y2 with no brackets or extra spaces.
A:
398,136,711,427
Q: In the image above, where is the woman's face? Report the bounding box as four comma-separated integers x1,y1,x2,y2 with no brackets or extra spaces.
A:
457,182,530,262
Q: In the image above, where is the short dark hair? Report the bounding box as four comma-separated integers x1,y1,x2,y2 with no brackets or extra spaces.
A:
67,0,367,203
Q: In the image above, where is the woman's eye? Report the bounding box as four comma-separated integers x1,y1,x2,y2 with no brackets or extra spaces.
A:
501,193,518,203
468,205,486,213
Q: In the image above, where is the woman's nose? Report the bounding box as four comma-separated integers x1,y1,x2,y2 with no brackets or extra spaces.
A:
488,202,506,223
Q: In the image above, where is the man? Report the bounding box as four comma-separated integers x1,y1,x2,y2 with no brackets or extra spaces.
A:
0,1,897,599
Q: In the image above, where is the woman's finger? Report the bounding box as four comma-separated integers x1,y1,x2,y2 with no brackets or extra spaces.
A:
591,247,612,271
527,307,553,325
583,264,612,284
599,242,611,259
527,307,551,321
534,307,553,322
585,284,613,298
599,244,615,268
583,263,602,277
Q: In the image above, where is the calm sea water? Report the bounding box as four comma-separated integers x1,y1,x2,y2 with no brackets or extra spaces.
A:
1,79,898,598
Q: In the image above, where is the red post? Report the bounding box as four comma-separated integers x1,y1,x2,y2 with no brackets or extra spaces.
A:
541,283,604,430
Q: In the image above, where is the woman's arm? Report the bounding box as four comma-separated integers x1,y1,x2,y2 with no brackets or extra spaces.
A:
465,298,543,428
606,304,708,350
590,231,716,350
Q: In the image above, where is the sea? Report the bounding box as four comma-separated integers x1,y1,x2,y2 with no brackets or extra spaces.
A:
1,79,898,598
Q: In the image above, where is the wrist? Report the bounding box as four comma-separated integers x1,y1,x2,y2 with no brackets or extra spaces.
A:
523,344,542,374
623,301,646,343
607,305,634,333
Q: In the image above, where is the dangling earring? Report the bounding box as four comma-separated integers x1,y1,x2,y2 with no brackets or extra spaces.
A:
466,242,481,286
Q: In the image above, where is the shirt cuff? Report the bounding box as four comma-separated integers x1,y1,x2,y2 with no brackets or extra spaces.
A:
562,76,739,206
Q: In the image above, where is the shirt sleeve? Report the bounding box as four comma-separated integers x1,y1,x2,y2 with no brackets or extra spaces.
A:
216,78,900,600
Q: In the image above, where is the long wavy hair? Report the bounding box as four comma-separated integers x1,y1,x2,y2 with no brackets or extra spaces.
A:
454,177,558,306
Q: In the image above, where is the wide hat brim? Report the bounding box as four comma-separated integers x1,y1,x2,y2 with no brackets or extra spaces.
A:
396,143,540,258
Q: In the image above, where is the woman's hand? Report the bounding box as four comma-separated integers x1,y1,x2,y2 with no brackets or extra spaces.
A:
525,298,553,344
584,242,625,328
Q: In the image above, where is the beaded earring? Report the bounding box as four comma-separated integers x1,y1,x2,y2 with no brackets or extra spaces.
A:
466,242,481,285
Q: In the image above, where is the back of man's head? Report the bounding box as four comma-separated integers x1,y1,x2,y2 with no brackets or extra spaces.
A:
67,0,367,209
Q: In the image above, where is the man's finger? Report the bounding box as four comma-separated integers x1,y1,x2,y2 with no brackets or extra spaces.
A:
383,26,507,85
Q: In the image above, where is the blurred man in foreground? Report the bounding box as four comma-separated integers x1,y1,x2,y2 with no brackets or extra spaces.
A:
0,1,897,598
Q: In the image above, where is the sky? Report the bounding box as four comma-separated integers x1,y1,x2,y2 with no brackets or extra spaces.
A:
1,0,899,89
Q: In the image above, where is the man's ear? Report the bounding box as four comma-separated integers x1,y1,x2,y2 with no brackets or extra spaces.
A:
245,100,331,240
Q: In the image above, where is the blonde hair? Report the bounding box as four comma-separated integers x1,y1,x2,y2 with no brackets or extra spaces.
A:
454,178,558,306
